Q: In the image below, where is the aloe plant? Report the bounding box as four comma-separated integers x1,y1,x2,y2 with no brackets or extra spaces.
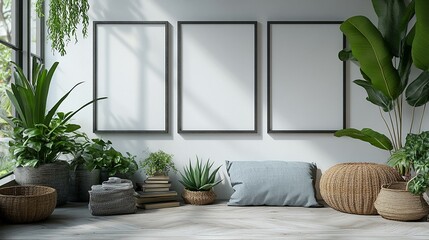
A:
335,0,429,175
179,156,222,191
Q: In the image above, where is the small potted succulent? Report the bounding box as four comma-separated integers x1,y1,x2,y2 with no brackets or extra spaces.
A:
179,156,222,205
140,150,177,177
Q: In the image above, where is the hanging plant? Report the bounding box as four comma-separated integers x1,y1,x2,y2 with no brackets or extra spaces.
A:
36,0,90,56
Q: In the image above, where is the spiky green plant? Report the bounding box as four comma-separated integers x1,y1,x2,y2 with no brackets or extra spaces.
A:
179,156,222,191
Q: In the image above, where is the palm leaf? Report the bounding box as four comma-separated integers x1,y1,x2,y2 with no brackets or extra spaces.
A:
412,0,429,70
405,71,429,107
372,0,406,57
354,80,393,112
335,128,393,150
340,16,401,99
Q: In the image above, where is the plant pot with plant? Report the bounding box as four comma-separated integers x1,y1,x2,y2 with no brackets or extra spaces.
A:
179,156,222,205
334,0,429,178
82,139,138,182
68,133,104,202
375,131,429,221
1,59,105,206
140,150,177,177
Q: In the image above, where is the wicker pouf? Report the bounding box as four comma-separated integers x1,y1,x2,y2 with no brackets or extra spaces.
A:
182,189,216,205
0,185,57,223
320,163,403,215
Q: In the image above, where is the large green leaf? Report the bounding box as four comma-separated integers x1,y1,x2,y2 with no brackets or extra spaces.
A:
340,16,401,99
35,62,58,125
354,80,393,112
412,0,429,71
334,128,393,150
372,0,406,56
405,71,429,107
44,81,83,126
398,44,413,93
399,0,415,34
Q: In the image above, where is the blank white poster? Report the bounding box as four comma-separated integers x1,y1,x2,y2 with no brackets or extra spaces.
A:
179,22,256,132
95,22,168,132
269,23,344,132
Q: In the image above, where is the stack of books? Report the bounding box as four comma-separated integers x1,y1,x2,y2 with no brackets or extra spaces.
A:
135,175,180,209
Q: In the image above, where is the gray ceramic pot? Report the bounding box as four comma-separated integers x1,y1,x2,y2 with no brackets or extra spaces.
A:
69,165,101,202
14,161,70,206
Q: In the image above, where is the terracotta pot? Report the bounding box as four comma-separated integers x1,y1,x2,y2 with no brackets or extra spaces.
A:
374,182,429,221
182,189,216,205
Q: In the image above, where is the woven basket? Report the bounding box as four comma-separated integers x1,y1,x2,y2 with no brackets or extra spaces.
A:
14,161,69,206
320,162,403,215
0,185,57,223
374,182,429,221
182,189,216,205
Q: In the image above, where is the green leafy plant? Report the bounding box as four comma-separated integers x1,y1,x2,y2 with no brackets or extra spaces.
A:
0,59,105,167
179,156,222,191
68,132,101,171
36,0,90,56
81,138,138,176
388,131,429,195
335,0,429,175
140,150,177,176
10,113,79,167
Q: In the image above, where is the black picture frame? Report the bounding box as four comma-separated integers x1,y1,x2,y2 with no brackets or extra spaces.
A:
267,21,346,133
93,21,170,133
178,21,258,133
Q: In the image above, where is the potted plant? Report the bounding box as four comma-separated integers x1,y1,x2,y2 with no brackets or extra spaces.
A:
179,156,222,205
140,150,177,177
334,0,429,176
374,131,429,221
68,133,104,202
1,59,105,206
82,138,139,182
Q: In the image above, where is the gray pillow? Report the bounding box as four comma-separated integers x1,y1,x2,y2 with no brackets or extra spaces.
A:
226,161,321,207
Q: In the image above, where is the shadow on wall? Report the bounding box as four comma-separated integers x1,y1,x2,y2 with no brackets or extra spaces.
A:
87,0,389,201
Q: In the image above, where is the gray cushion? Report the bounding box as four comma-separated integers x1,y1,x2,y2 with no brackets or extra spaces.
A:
226,161,321,207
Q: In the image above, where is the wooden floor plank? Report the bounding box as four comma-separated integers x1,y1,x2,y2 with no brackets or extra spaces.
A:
1,201,428,239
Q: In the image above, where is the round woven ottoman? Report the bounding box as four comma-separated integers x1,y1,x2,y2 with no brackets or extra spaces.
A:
320,163,403,215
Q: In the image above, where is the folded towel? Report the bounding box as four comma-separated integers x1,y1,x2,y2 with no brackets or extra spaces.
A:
104,177,122,184
89,177,137,216
98,177,133,190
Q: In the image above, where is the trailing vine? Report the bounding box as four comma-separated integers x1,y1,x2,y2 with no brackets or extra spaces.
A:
36,0,90,56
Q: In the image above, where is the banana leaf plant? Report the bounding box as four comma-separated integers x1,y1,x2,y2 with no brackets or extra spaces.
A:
1,59,106,167
335,0,429,176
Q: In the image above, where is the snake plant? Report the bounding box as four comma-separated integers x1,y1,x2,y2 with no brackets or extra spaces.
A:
179,156,222,191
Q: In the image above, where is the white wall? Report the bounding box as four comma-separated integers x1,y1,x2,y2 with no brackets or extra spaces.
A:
45,0,427,199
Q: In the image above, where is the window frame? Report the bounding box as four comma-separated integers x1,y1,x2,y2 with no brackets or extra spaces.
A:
0,0,45,180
